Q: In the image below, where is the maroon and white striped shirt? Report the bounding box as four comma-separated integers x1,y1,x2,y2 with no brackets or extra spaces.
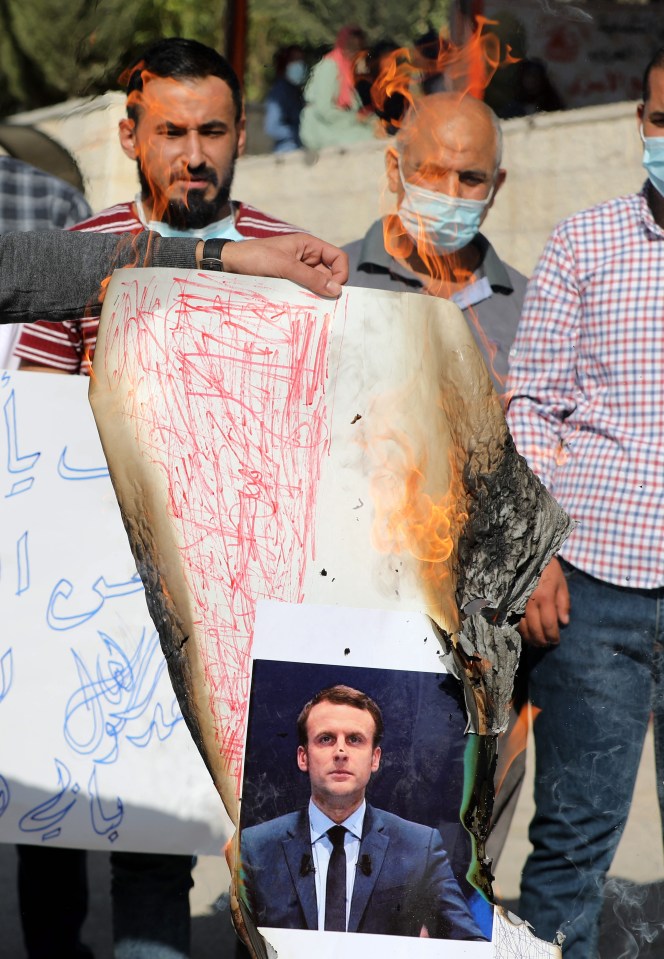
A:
15,200,298,374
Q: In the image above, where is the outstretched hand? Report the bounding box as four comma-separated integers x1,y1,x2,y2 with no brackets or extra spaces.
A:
210,233,349,298
519,556,570,647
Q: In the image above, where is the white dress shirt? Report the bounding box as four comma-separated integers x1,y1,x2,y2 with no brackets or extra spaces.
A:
308,799,365,931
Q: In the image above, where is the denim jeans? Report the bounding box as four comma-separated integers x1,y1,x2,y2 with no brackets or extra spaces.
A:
519,561,664,959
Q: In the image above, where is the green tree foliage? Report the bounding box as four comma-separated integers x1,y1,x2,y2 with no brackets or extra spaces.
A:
246,0,451,100
0,0,225,116
0,0,448,115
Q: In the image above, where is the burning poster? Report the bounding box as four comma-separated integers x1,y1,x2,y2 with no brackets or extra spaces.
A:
89,268,571,957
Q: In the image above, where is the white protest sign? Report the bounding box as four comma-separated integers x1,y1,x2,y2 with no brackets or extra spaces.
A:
0,369,229,854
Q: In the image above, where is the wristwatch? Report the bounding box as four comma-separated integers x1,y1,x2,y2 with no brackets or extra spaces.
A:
199,238,233,271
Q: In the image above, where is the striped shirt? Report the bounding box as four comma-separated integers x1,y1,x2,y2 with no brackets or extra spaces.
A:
506,185,664,589
14,199,298,374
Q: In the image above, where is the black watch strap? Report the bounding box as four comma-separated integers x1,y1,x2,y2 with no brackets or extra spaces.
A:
200,237,233,271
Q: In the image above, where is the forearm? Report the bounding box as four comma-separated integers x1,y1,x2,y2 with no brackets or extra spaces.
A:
1,232,346,330
0,231,199,324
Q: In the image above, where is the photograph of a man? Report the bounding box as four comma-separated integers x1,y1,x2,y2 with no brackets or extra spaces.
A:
240,684,487,939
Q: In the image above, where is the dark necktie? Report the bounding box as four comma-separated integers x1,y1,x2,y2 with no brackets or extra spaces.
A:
324,825,347,932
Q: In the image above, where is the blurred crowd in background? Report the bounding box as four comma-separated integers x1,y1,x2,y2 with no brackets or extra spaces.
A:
262,23,565,154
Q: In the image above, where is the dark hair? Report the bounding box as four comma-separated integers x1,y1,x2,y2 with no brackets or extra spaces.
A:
124,37,243,124
642,47,664,103
297,685,384,748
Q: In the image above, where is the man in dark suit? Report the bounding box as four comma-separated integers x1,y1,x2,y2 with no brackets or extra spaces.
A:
240,685,487,939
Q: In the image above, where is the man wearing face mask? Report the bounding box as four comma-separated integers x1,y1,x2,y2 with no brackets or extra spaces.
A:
344,92,527,881
345,91,527,391
264,45,307,153
505,49,664,959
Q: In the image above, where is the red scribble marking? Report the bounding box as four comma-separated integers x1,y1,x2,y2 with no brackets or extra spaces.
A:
103,273,333,780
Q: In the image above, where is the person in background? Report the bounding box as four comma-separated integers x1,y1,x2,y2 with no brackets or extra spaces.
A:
0,155,91,369
506,47,664,959
355,40,407,135
499,58,565,120
13,35,298,959
345,92,525,391
300,26,376,151
414,27,447,96
0,154,93,959
344,90,528,873
264,45,307,153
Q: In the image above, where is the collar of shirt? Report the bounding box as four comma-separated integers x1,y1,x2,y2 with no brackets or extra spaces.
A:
308,798,365,842
638,180,664,239
356,217,514,297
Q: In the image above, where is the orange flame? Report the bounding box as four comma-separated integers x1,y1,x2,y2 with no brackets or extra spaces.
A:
370,45,420,123
463,304,503,393
374,463,457,565
495,702,541,799
371,16,519,133
369,423,468,628
382,211,478,297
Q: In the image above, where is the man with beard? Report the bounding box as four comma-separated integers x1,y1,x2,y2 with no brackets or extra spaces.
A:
12,37,297,959
16,36,296,372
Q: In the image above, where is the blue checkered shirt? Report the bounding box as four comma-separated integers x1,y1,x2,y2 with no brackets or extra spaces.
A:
507,184,664,589
0,155,91,232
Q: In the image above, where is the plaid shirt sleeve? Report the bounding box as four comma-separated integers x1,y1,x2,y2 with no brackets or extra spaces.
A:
505,224,582,493
59,191,93,229
0,157,92,232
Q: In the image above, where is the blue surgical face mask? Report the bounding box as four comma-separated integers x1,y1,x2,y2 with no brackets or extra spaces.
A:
640,124,664,198
145,214,244,242
397,159,494,255
285,60,307,87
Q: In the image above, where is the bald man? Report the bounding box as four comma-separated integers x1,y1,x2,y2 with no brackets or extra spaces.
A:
344,92,526,870
345,92,525,391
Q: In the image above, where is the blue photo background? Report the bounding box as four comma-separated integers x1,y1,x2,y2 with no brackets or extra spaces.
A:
240,659,493,938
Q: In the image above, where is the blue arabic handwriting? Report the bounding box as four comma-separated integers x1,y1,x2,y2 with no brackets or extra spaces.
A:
0,774,9,818
63,628,182,765
46,573,144,631
16,530,29,595
57,447,109,481
0,649,13,703
18,758,79,840
6,477,34,497
126,702,183,748
88,766,123,839
3,389,40,475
